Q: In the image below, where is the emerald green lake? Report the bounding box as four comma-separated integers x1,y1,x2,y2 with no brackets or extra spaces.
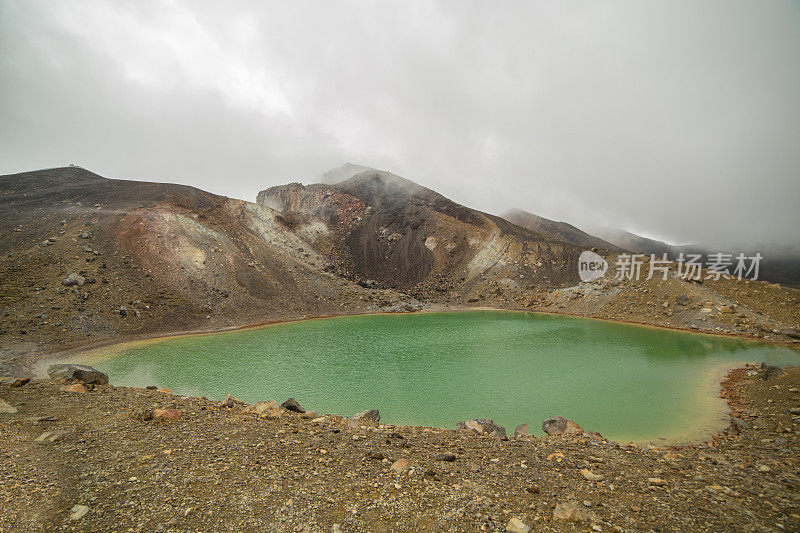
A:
89,311,799,442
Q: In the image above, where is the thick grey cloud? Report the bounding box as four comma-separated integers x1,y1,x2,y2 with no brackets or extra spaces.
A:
1,1,799,250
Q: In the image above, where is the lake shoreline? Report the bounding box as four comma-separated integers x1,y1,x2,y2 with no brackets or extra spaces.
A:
37,310,800,447
33,303,800,369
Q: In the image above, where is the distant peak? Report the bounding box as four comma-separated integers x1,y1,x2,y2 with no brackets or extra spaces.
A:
316,163,374,184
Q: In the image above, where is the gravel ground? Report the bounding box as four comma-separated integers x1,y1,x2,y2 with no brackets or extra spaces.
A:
1,365,799,532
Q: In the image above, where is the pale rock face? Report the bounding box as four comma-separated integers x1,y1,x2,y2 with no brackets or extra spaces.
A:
254,401,283,419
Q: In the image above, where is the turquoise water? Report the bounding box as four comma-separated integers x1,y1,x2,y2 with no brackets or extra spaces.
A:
91,311,800,442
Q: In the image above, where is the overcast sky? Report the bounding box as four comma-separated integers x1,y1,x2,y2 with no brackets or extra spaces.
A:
1,1,799,249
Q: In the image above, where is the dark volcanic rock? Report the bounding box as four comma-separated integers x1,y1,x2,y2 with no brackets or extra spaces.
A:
280,397,305,413
47,363,109,385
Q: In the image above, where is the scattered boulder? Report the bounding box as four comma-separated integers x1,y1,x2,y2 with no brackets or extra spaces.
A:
281,397,305,413
675,294,690,306
435,453,456,462
0,398,17,414
760,364,784,381
553,501,592,522
513,423,528,437
47,364,108,385
61,273,85,287
254,401,283,419
542,416,583,436
506,517,530,533
456,419,507,438
353,409,380,425
220,395,242,408
10,377,30,388
152,408,182,421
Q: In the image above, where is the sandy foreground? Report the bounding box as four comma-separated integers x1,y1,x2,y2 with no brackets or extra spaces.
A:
1,364,799,532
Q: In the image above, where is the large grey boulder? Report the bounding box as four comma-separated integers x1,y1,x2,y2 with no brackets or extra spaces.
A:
47,363,108,385
542,416,583,436
456,418,507,438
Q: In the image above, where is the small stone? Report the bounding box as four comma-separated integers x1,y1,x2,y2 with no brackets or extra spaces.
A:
648,477,666,486
581,469,604,482
60,383,88,393
10,377,30,388
435,453,456,462
390,458,410,472
331,525,343,533
69,505,89,520
730,417,750,431
513,423,528,437
132,408,153,421
368,452,385,460
506,517,530,533
757,465,771,473
789,407,800,415
152,408,182,421
35,429,70,443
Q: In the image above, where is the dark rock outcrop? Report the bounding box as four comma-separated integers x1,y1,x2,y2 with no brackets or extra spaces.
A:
47,363,109,385
281,398,305,413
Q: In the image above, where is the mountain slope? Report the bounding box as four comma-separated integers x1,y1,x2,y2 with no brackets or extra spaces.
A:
0,167,412,370
502,208,620,251
585,224,800,288
258,169,599,300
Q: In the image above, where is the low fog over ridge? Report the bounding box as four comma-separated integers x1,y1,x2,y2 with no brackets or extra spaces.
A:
1,1,799,252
